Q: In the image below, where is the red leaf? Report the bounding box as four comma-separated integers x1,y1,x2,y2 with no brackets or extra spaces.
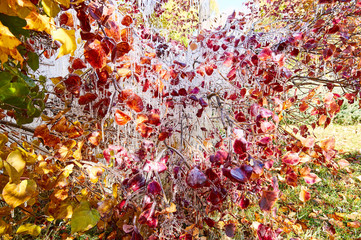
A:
258,47,272,61
203,217,216,227
205,65,214,75
127,95,144,112
136,123,153,138
259,190,278,211
114,109,131,125
64,74,81,95
344,93,355,104
158,132,169,141
299,101,309,112
84,39,107,69
77,9,91,32
147,181,162,195
233,138,247,155
78,93,97,105
227,68,237,80
72,58,87,70
239,195,250,209
282,152,300,165
323,47,333,60
257,224,276,240
104,21,121,42
327,24,339,34
111,42,131,62
186,167,208,188
230,167,248,183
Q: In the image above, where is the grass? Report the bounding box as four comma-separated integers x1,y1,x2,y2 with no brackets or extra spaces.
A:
275,124,361,239
278,154,361,239
227,124,361,239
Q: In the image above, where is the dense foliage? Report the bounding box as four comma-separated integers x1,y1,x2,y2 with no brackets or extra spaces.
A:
0,0,361,239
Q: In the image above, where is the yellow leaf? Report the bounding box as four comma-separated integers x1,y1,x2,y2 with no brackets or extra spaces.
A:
112,183,118,199
2,179,37,208
62,164,74,177
0,219,10,235
52,200,74,219
0,134,8,146
117,68,132,78
25,10,54,34
42,0,60,17
71,201,100,233
16,223,41,236
54,0,70,8
165,202,177,213
52,28,76,58
4,149,26,183
87,166,104,183
0,0,35,17
73,140,84,160
0,21,22,63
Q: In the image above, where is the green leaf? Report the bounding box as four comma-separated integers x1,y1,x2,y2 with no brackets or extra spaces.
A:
71,201,100,234
0,71,12,85
41,0,60,17
27,51,39,71
19,72,36,88
0,13,29,37
16,224,41,236
0,82,29,106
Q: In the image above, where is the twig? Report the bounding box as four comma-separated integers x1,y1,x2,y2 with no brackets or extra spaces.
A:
164,142,191,169
0,120,35,133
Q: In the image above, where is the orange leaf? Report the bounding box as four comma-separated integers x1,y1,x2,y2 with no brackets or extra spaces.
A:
114,110,131,125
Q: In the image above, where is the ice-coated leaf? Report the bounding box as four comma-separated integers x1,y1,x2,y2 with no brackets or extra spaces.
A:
233,138,247,155
186,167,207,188
303,173,321,185
230,167,247,183
78,93,97,105
257,224,276,240
71,201,100,234
114,109,131,125
258,47,272,61
282,152,300,165
84,39,107,69
111,42,131,62
225,223,236,238
147,181,162,195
